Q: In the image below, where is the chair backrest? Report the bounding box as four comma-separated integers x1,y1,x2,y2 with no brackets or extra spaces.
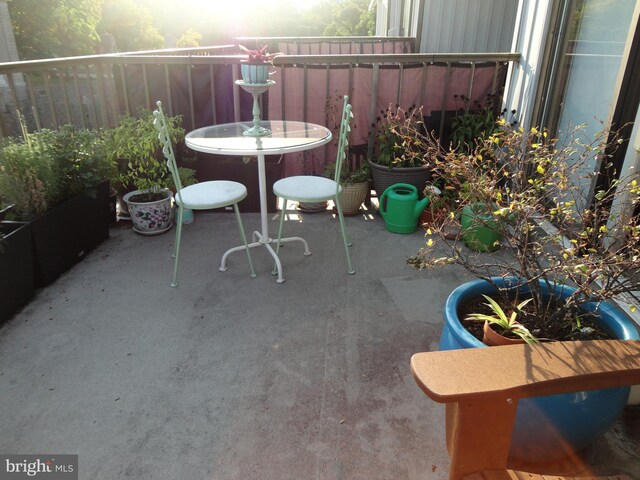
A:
332,95,354,189
152,101,182,196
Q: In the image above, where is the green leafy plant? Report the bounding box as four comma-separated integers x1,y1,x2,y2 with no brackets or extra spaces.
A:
0,137,54,219
409,120,640,340
322,92,369,185
324,161,369,185
102,109,184,200
166,167,198,191
451,94,517,153
0,125,113,220
371,104,436,169
465,295,539,344
42,126,112,198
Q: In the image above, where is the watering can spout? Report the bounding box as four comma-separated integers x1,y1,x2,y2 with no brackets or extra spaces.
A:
415,197,430,221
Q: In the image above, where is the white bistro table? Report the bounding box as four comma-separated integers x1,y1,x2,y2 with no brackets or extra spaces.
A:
185,121,332,283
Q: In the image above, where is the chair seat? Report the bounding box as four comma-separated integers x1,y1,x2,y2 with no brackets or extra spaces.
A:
175,180,248,210
273,175,340,202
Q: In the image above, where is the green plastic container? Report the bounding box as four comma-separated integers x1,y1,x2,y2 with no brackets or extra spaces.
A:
460,203,502,251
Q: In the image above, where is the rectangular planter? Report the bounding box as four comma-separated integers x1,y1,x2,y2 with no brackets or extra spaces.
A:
193,154,283,213
0,221,35,325
30,181,111,287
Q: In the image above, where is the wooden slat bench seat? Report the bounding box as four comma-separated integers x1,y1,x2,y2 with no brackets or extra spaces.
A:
410,340,640,480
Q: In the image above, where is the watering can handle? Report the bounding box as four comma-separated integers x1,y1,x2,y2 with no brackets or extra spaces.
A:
379,187,390,216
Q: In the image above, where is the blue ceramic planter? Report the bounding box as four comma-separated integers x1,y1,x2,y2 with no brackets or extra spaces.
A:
240,64,269,84
439,277,640,463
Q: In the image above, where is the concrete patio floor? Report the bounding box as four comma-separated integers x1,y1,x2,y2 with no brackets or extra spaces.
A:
1,208,639,479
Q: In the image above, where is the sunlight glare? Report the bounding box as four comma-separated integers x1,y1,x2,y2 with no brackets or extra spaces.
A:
195,0,323,14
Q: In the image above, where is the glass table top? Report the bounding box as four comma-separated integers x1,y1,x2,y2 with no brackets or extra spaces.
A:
185,121,332,156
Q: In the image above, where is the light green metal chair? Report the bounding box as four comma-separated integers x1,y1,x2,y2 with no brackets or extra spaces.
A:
153,101,255,287
272,95,355,275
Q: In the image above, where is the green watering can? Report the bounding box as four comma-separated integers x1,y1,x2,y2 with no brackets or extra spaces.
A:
379,183,430,234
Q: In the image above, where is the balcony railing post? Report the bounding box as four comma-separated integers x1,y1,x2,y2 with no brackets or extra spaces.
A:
232,63,241,123
70,67,86,129
43,70,58,130
60,69,72,125
96,64,111,128
368,62,381,159
439,62,453,140
86,65,99,129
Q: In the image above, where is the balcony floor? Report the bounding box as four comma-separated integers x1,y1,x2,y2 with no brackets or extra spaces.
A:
1,209,639,479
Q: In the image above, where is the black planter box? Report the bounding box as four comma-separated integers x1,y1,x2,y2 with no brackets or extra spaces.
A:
193,154,283,213
0,221,35,325
30,181,111,287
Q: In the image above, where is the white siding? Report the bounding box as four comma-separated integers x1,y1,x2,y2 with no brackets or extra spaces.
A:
0,0,19,63
418,0,519,53
503,0,553,129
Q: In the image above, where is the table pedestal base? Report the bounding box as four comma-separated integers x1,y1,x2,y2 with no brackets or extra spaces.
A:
219,231,310,284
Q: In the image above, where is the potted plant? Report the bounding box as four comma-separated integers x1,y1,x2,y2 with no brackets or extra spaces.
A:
323,161,370,216
408,120,640,463
368,104,433,198
450,94,516,152
238,44,279,84
323,94,370,216
103,109,185,235
465,295,538,346
420,100,517,246
0,125,113,288
419,184,462,241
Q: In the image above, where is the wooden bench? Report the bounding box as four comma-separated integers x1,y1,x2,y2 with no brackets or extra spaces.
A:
411,340,640,480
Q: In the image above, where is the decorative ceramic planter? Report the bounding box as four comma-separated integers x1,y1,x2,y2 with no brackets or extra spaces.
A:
241,64,270,84
440,277,640,463
123,189,173,235
368,159,431,199
338,181,369,216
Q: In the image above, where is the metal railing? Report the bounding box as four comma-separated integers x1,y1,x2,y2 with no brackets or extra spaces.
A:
0,39,520,144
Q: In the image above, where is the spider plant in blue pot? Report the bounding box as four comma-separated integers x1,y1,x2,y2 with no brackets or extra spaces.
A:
408,121,640,464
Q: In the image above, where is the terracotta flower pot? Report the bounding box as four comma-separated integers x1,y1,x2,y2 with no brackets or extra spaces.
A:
482,321,525,346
